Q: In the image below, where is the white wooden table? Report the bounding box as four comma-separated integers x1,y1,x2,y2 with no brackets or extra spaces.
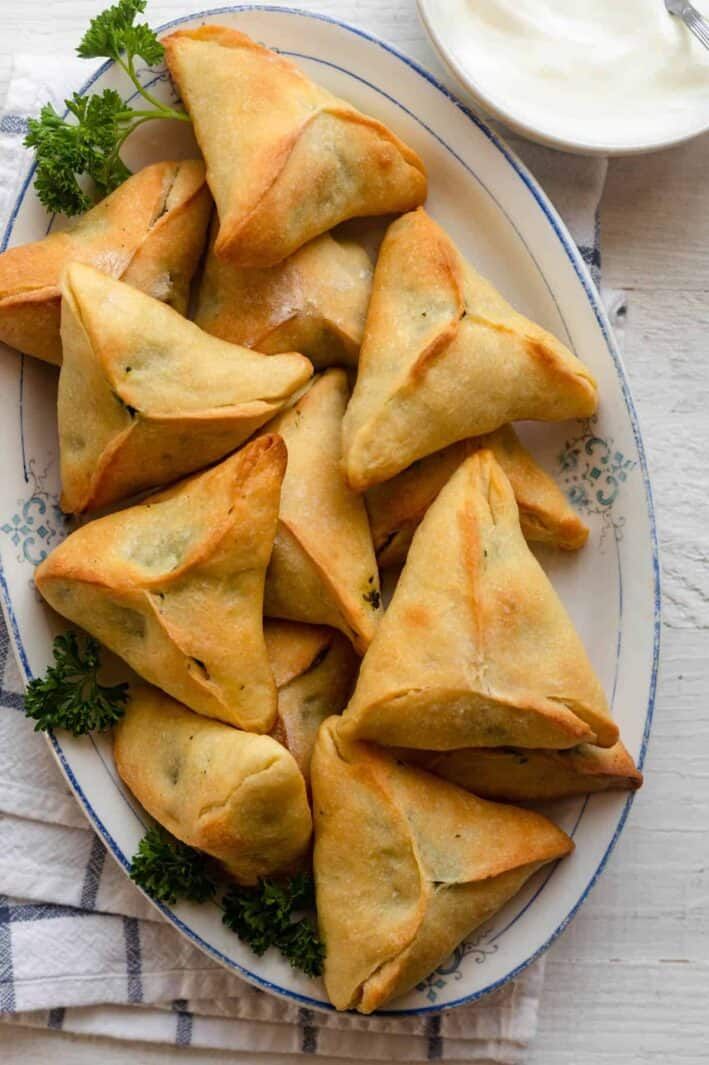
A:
2,2,708,1062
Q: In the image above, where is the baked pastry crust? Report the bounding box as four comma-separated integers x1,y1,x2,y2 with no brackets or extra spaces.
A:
0,160,211,364
402,740,642,802
312,718,572,1012
262,370,382,653
163,26,427,266
36,437,286,733
341,450,618,750
57,262,311,513
266,620,358,783
366,423,588,568
343,208,598,490
115,684,312,884
194,227,372,368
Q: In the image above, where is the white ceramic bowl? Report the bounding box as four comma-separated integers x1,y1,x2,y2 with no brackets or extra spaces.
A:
417,0,709,155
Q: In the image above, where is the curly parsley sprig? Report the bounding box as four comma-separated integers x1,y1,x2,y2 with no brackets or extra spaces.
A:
27,623,326,976
24,631,129,736
129,827,218,906
222,874,325,978
24,0,189,216
129,828,325,976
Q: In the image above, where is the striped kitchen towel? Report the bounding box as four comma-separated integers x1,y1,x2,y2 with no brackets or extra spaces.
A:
0,52,618,1063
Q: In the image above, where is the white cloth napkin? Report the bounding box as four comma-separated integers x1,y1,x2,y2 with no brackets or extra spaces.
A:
0,54,616,1063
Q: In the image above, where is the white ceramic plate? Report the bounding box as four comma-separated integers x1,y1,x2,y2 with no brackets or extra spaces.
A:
417,0,709,155
0,5,660,1015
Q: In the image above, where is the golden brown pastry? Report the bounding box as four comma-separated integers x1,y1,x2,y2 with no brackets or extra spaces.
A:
312,718,573,1013
342,208,599,490
401,741,642,802
58,262,312,513
36,437,286,733
340,450,618,751
367,424,589,568
163,26,427,266
115,685,312,884
0,160,211,364
266,620,358,783
194,225,372,368
261,370,382,653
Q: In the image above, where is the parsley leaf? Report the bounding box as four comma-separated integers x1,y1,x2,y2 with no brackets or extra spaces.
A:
131,836,324,976
25,0,189,217
24,632,129,736
25,90,134,214
129,827,218,905
77,0,164,67
277,916,327,979
26,102,95,216
222,874,325,978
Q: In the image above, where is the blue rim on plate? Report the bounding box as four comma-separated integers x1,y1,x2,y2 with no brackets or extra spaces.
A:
0,5,661,1015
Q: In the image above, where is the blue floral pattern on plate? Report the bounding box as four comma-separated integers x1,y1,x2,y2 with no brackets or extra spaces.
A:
0,459,69,566
558,416,637,543
416,928,498,1003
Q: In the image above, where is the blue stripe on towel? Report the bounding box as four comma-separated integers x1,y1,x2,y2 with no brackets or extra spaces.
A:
425,1014,443,1059
0,896,16,1012
1,691,25,712
123,917,143,1003
0,631,9,683
47,1006,65,1029
0,115,28,135
299,1006,318,1054
80,833,106,911
6,901,90,922
172,998,194,1046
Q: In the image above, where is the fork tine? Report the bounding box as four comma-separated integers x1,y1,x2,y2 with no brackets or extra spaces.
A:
687,11,709,47
688,21,709,46
693,22,709,46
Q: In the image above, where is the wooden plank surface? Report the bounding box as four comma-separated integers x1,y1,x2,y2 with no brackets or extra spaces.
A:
603,138,709,293
1,2,708,1062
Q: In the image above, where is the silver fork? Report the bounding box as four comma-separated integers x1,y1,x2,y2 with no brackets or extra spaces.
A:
665,0,709,49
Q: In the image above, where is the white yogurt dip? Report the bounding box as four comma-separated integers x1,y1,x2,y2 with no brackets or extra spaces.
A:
421,0,709,151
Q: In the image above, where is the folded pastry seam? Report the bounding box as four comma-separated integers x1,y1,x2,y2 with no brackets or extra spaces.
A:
311,716,573,1012
163,26,427,267
341,448,618,751
342,208,598,491
114,684,313,885
261,369,383,653
57,261,312,513
36,436,287,734
0,160,212,364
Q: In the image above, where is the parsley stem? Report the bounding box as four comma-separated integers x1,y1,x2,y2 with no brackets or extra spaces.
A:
107,111,183,166
125,109,190,122
114,114,158,148
131,107,191,122
118,52,188,121
26,0,192,215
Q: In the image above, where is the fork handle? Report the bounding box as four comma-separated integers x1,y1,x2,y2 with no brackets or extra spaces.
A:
678,1,709,49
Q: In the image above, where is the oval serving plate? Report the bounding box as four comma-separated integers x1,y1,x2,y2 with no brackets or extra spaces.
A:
0,5,660,1014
